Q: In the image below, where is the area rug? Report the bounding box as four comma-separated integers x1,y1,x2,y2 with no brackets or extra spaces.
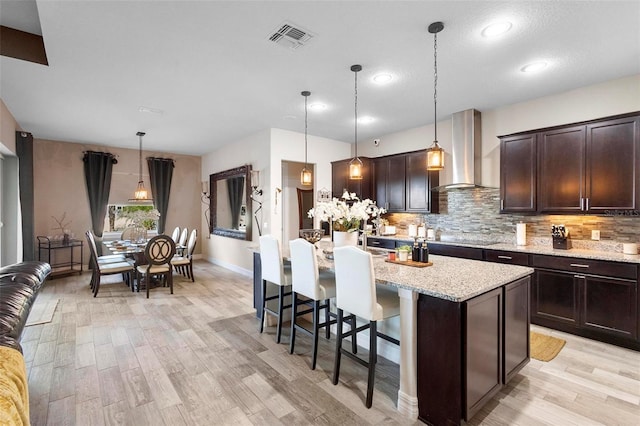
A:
530,331,566,362
25,299,59,326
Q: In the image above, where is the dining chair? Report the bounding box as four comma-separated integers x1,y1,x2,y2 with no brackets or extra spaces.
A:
288,238,337,369
170,226,180,243
177,227,188,256
259,235,292,344
85,231,135,297
332,245,400,408
85,230,133,290
136,234,176,298
171,229,197,281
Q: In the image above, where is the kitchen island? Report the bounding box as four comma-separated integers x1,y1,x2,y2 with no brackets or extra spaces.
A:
252,243,534,424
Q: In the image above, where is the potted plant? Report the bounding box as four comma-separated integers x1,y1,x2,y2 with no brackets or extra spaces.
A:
397,245,412,261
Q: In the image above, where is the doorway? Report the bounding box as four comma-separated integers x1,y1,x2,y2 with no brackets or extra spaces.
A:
281,161,315,243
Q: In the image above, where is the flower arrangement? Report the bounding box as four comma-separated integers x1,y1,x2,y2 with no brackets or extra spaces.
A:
307,192,386,232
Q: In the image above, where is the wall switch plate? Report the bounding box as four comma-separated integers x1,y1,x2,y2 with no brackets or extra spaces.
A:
591,230,601,240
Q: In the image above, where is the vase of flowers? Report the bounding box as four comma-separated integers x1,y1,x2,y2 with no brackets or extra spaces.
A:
307,192,386,247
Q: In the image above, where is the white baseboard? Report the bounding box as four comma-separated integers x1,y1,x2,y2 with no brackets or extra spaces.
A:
208,257,252,277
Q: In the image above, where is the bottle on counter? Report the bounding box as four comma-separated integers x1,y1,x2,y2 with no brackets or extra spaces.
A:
419,241,429,263
412,239,420,262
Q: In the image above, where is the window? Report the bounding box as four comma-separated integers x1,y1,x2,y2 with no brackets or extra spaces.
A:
103,204,158,235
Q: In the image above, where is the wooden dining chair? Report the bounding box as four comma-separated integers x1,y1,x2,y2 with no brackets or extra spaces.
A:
171,229,197,281
136,234,176,298
176,227,188,255
85,231,135,297
170,226,180,243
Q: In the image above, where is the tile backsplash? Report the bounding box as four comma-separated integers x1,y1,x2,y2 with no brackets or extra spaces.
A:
386,188,640,248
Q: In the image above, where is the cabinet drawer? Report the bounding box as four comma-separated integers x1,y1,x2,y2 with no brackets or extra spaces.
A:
366,238,396,250
485,250,529,266
428,243,484,260
531,255,637,279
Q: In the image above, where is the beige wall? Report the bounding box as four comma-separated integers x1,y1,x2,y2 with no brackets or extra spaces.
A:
33,139,202,265
0,99,19,155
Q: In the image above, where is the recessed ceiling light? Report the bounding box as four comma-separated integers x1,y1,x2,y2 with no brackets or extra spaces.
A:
357,116,375,124
309,103,327,111
138,106,164,114
520,61,548,73
481,21,512,38
372,73,393,84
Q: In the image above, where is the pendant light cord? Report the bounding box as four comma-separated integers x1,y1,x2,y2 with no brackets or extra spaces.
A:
354,67,359,158
138,133,143,182
433,30,438,142
304,94,308,167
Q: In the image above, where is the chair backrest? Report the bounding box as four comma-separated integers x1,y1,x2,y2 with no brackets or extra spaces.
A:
85,230,99,266
178,228,188,246
333,246,377,320
259,235,286,286
185,229,198,257
289,238,320,300
121,227,136,240
171,226,180,243
144,235,176,266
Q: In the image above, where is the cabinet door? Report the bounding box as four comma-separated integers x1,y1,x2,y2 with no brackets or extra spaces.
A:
465,287,502,421
586,116,640,211
406,151,439,212
500,133,537,212
373,156,405,211
532,269,579,326
504,277,530,383
332,158,372,200
581,275,637,339
332,159,350,199
538,126,586,212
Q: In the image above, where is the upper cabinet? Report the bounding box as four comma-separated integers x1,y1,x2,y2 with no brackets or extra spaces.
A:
500,112,640,214
331,157,372,200
331,150,439,213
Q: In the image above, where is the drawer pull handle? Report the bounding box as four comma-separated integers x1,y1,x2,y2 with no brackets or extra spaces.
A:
574,274,586,279
569,263,589,268
370,241,380,245
497,255,513,260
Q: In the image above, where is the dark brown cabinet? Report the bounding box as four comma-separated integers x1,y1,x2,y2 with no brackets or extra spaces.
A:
500,133,537,212
417,276,531,425
331,157,372,200
406,151,439,212
500,112,640,214
427,243,484,260
531,254,638,348
373,155,406,211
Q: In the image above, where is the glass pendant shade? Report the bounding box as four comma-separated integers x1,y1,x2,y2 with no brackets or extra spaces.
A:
301,167,312,186
129,131,153,203
426,141,445,170
300,90,313,186
349,157,363,179
134,181,149,200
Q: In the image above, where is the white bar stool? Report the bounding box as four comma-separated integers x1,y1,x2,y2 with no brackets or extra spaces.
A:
259,235,292,344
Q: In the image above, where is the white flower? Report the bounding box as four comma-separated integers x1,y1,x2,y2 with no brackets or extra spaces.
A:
308,194,385,232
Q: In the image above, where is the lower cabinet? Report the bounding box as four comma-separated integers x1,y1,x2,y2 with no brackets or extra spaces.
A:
531,254,638,348
417,276,531,425
427,243,484,260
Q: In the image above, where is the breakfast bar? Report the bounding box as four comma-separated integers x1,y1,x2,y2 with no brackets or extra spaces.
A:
253,243,534,424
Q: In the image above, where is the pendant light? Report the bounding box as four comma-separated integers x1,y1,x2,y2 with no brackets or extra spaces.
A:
129,131,153,202
426,22,445,171
349,64,363,180
300,90,313,186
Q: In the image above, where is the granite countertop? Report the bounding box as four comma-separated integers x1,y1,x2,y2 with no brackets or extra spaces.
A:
366,234,640,264
314,242,533,302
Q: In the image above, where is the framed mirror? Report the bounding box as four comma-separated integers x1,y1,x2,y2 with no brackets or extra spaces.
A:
210,165,252,240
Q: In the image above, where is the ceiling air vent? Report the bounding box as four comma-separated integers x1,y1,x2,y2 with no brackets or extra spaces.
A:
268,22,314,50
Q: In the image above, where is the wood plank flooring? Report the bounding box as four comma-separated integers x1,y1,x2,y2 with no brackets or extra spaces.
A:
23,261,640,425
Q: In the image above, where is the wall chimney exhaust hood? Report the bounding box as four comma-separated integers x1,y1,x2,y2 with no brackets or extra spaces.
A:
433,109,492,191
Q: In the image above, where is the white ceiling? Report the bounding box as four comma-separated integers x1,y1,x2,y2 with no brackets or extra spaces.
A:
1,1,639,156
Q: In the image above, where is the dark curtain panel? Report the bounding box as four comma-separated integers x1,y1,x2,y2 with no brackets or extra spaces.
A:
16,131,35,261
227,176,244,230
83,151,117,255
147,157,174,234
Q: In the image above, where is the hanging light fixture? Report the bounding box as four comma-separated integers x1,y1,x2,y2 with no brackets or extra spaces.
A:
129,131,153,202
300,90,313,186
349,64,363,180
426,21,445,171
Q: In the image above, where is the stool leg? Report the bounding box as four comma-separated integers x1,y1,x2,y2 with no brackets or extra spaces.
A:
259,279,267,334
276,285,284,344
324,298,331,339
332,309,344,385
289,292,298,354
351,315,358,354
311,300,320,370
366,321,377,408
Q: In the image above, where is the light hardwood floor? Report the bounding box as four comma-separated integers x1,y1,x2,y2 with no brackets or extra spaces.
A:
23,261,640,425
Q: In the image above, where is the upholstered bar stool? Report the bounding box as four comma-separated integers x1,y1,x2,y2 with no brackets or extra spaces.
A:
332,245,400,408
288,238,338,369
259,235,292,344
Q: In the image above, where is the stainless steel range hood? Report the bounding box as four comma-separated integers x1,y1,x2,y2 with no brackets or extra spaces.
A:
433,109,490,191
